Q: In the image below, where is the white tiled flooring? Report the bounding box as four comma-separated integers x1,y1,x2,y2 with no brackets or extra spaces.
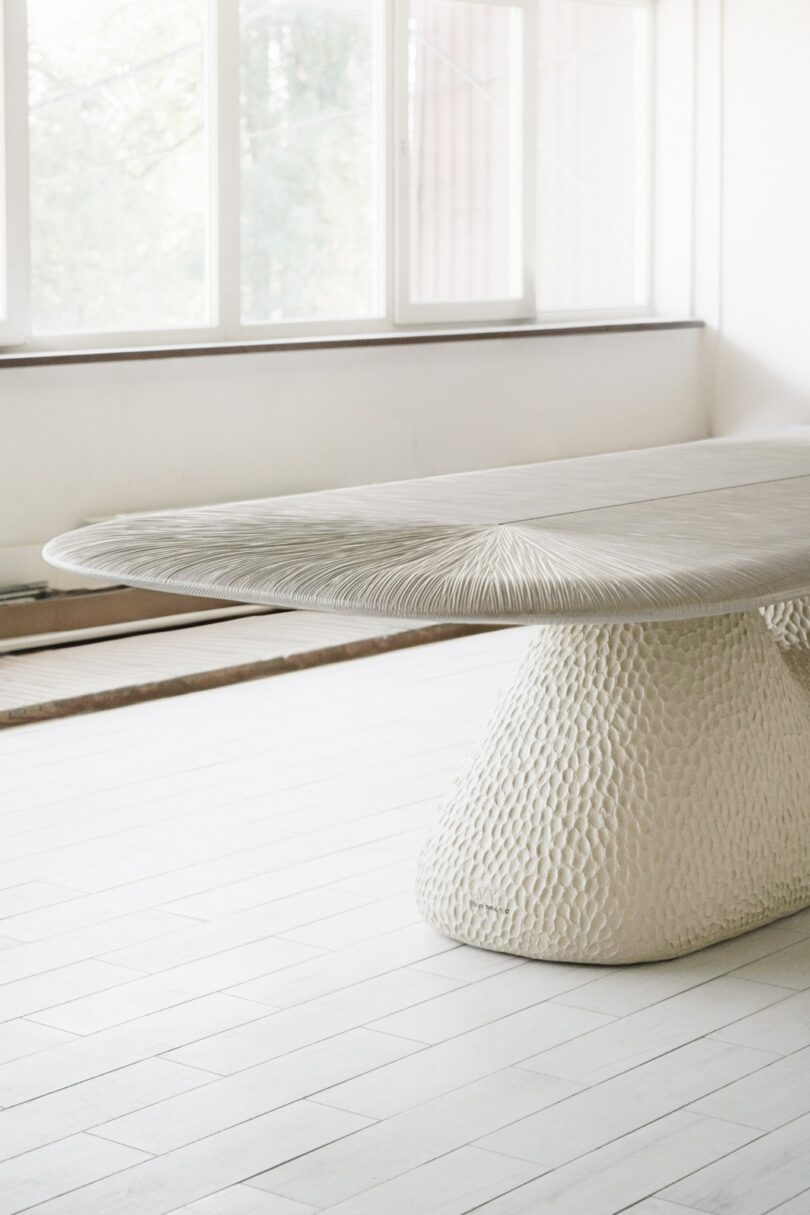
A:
1,627,810,1214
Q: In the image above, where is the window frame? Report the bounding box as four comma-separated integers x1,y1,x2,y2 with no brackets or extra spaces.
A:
1,0,661,354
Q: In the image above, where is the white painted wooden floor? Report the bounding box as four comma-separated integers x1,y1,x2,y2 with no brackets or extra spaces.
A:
1,626,810,1215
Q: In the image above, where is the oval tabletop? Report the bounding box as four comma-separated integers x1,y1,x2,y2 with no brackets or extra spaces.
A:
44,433,810,625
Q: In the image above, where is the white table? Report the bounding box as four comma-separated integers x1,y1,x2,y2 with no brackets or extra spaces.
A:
45,433,810,963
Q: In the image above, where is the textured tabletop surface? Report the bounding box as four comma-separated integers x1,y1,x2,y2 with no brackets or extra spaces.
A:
44,433,810,624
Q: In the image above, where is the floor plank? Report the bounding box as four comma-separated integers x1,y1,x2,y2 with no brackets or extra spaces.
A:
29,1101,372,1215
0,1017,77,1063
0,994,271,1105
661,1111,810,1215
0,1058,212,1162
248,1068,573,1208
554,921,807,1017
313,1002,612,1120
0,1132,149,1215
305,1145,540,1215
476,1037,775,1167
712,987,810,1054
688,1043,810,1130
173,1188,317,1215
0,959,141,1023
94,1028,420,1154
165,966,460,1075
522,976,791,1086
467,1112,760,1214
367,958,613,1045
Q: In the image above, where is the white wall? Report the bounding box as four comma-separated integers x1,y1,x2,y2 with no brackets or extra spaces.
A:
1,325,704,589
711,0,810,435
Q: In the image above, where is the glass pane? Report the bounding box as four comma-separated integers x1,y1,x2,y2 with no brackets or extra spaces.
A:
407,0,522,306
28,0,207,335
536,0,650,312
240,0,377,324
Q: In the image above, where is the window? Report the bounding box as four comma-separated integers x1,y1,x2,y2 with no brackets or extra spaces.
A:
535,0,651,313
240,0,379,324
399,0,529,322
28,0,208,334
0,0,661,351
0,0,28,344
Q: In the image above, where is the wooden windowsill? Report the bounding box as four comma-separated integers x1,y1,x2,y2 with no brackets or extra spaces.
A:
0,318,703,369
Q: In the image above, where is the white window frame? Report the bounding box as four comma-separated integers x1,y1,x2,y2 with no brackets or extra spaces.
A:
0,0,664,354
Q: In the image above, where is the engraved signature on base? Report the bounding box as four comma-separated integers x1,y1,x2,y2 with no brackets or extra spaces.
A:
470,884,510,914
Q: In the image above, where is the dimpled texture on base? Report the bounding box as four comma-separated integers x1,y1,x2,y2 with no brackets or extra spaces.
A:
416,610,810,963
763,596,810,695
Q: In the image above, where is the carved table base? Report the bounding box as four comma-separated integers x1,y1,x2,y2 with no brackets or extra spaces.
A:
416,610,810,963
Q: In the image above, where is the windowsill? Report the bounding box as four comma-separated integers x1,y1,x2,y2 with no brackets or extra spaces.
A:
0,317,703,369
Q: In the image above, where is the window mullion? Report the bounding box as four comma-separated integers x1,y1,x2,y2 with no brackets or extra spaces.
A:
382,0,396,325
392,0,409,326
521,0,537,317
